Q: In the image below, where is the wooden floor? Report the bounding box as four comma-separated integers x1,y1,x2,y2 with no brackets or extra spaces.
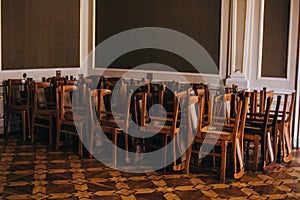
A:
1,134,300,200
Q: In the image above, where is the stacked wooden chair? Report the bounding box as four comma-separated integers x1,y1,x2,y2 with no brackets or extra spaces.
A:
275,92,296,162
31,81,56,145
89,84,130,165
190,91,250,181
55,82,88,156
244,89,281,171
4,78,33,141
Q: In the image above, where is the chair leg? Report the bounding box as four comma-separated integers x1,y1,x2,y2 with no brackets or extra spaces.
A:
125,131,130,163
261,133,268,170
49,116,53,146
277,125,283,162
78,139,83,157
56,123,61,150
185,143,192,175
220,140,227,182
113,129,118,166
78,125,83,157
26,112,31,141
245,141,250,160
212,147,216,166
232,139,237,175
234,139,245,179
21,111,26,142
173,135,177,167
31,115,35,143
185,125,193,175
283,124,293,162
264,130,276,171
164,135,168,173
89,127,94,159
253,137,260,171
4,112,9,136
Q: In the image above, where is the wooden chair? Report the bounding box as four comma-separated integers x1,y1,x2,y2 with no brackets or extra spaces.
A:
132,87,188,171
265,94,281,170
128,82,166,156
89,88,130,165
184,89,206,174
244,90,281,171
55,84,88,156
31,81,56,145
276,92,296,162
191,92,250,181
4,79,33,141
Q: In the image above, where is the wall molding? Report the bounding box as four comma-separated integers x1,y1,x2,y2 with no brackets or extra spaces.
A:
225,70,249,89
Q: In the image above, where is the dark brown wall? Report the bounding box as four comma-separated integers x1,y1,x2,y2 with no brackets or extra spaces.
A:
2,0,80,70
96,0,221,73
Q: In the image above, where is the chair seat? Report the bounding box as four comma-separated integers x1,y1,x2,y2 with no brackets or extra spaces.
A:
244,126,261,134
10,104,28,110
64,113,86,121
35,109,55,115
100,117,127,128
142,123,179,135
200,126,233,140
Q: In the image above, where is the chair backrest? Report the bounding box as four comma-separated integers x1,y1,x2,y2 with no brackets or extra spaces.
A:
149,83,166,106
249,88,274,116
270,95,282,128
6,79,31,107
89,87,134,135
99,76,121,90
165,81,180,93
93,89,112,120
56,85,86,121
111,78,127,104
201,92,250,141
32,81,54,110
131,92,148,126
238,92,251,143
162,82,181,114
131,86,186,132
283,92,296,124
164,88,191,132
129,82,165,125
192,84,210,123
213,93,234,119
89,89,111,124
249,90,258,115
189,89,206,135
233,92,250,144
257,92,273,133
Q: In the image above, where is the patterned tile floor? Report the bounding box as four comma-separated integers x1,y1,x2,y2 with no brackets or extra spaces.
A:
1,135,300,199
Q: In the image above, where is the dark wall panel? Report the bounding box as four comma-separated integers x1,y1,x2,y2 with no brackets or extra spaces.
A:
96,0,221,73
2,0,80,70
262,0,290,78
